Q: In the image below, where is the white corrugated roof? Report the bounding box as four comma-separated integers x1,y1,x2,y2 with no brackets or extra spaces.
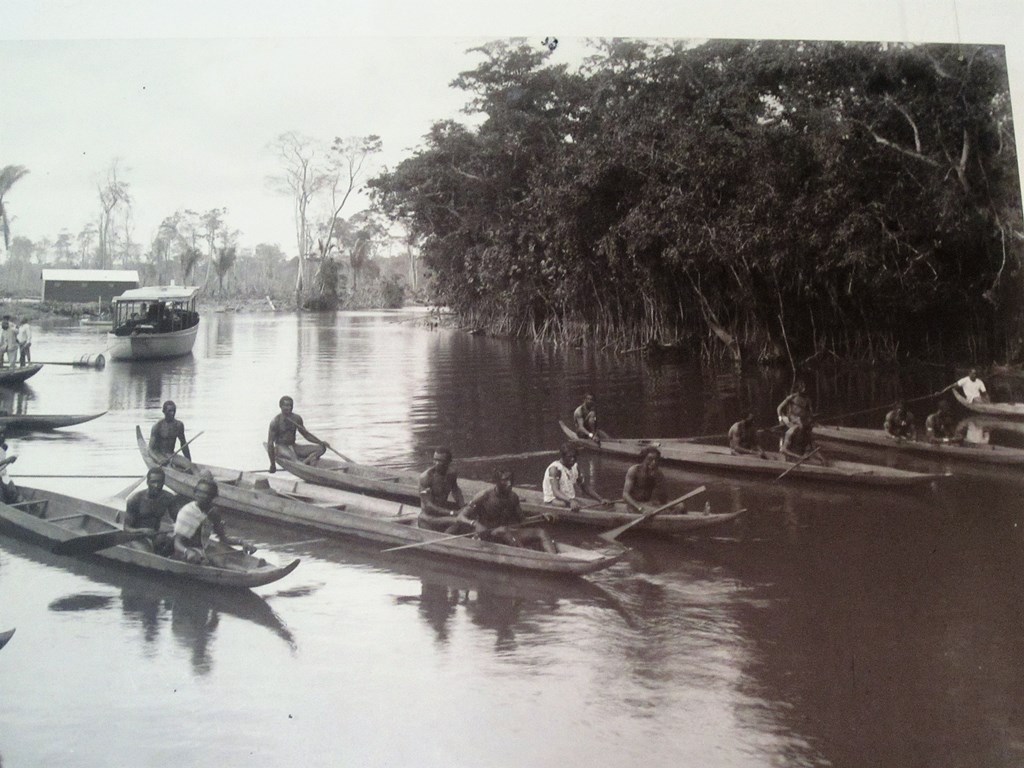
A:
41,269,139,282
113,285,200,301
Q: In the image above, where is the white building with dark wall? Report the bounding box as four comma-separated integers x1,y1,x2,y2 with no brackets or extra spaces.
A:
41,269,140,304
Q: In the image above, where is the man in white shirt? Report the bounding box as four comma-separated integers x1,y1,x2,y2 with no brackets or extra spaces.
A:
541,443,606,512
15,318,31,366
951,368,989,404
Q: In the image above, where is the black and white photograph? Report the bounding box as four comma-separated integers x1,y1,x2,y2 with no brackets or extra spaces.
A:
1,1,1023,765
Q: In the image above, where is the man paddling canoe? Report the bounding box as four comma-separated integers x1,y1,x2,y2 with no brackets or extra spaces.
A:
149,400,192,463
173,475,256,564
729,413,767,458
780,417,827,465
267,395,328,472
417,446,467,533
123,466,186,556
622,446,668,514
777,380,814,429
456,469,557,554
945,368,990,404
572,393,600,441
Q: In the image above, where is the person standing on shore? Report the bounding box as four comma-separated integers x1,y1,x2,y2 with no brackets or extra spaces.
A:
15,318,31,366
0,317,17,369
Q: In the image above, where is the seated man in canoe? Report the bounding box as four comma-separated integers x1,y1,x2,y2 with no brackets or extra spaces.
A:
573,393,600,441
149,400,192,463
417,446,467,533
883,401,917,441
780,417,827,464
945,368,990,404
456,469,557,554
173,474,257,565
623,446,668,514
267,395,329,472
123,467,188,556
543,443,607,512
728,413,767,458
0,426,19,504
777,380,814,429
925,401,967,445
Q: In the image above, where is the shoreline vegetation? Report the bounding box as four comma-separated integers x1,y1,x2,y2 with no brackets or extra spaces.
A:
370,40,1024,368
2,40,1022,370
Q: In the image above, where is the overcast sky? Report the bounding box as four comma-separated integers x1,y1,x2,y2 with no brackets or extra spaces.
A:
2,0,1021,256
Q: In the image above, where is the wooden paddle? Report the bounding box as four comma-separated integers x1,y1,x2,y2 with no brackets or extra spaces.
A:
774,446,821,481
579,496,625,510
113,430,205,499
599,485,707,542
51,529,154,556
381,515,547,553
283,417,353,463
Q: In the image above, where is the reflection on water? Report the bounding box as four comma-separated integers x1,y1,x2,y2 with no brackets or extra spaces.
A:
5,312,1024,766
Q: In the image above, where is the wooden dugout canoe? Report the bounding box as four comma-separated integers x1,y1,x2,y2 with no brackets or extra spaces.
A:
813,424,1024,466
953,390,1024,419
0,485,299,589
269,447,745,536
558,422,951,487
0,628,13,650
138,427,628,576
0,364,42,386
0,411,107,433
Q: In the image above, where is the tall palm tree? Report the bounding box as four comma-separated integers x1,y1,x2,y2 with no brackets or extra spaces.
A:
0,165,30,250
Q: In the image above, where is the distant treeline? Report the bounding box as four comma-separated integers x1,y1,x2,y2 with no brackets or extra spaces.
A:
370,39,1023,364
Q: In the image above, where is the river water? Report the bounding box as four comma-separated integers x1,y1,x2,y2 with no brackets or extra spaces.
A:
1,310,1023,767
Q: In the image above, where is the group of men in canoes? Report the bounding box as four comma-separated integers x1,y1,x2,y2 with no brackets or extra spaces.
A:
728,369,991,458
107,370,994,562
112,399,257,565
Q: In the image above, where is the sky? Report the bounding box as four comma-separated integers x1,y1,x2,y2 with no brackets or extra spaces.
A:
1,0,1022,257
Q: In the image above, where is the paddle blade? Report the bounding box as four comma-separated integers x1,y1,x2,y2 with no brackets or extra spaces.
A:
599,485,706,541
111,477,144,501
52,529,142,556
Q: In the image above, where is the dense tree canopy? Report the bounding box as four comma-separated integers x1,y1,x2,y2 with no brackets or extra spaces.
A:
370,39,1023,363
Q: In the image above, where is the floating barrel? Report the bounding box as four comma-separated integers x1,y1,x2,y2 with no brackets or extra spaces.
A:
74,353,105,370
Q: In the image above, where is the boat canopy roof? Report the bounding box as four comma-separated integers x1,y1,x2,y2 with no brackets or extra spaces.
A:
113,286,200,303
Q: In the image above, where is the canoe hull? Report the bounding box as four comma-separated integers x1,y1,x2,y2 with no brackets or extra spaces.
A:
0,411,107,432
106,324,198,361
0,364,42,385
0,486,299,588
139,428,627,576
558,422,949,486
814,424,1024,465
271,449,744,535
953,390,1024,419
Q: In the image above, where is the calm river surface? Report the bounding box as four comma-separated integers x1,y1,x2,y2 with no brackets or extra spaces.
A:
2,310,1024,767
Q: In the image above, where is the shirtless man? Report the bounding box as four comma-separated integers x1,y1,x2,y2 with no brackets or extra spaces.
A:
542,442,605,512
149,400,191,462
267,396,328,472
456,469,557,554
622,446,667,514
573,393,599,441
883,401,916,440
728,413,767,457
417,447,467,533
123,467,186,556
780,417,826,464
925,400,966,444
777,380,813,428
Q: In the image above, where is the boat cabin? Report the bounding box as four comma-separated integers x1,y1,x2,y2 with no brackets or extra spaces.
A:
111,286,200,337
